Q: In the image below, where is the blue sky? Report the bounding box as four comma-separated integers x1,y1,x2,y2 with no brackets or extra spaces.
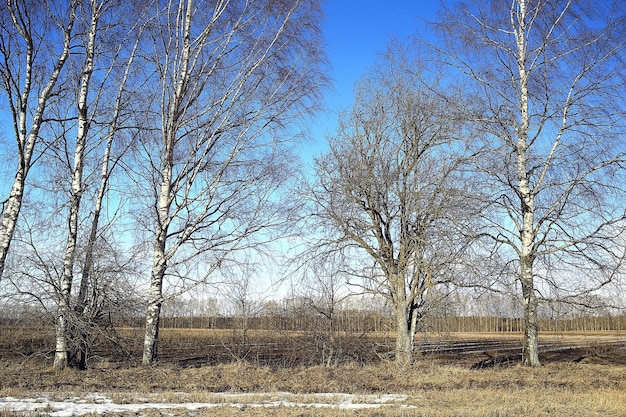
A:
309,1,441,155
323,1,440,108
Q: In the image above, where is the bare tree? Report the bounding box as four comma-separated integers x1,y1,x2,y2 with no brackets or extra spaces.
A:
135,0,326,365
218,261,266,361
68,12,145,370
299,258,349,367
40,0,148,370
2,193,143,367
0,0,79,281
434,0,626,366
51,0,105,371
286,244,350,365
0,0,148,370
308,44,473,366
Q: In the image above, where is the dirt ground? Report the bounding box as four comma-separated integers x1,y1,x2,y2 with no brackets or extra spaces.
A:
1,328,625,416
1,326,625,369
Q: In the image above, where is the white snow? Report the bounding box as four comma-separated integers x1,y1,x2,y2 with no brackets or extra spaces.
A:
0,392,413,416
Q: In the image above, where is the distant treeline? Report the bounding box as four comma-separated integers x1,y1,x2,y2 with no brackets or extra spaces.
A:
2,302,624,334
151,312,626,333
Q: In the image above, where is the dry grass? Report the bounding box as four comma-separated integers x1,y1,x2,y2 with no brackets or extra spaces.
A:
2,359,626,416
1,328,625,416
2,350,625,394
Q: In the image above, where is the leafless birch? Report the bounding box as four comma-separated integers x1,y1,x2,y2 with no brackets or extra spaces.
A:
136,0,326,365
44,0,146,369
0,0,79,282
434,0,626,366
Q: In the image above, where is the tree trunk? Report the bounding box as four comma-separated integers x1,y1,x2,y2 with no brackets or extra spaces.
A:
395,305,413,367
521,256,540,366
54,180,83,370
53,298,71,370
515,0,540,367
142,147,172,365
142,286,163,365
522,300,540,366
142,242,167,365
0,177,26,280
518,191,540,366
142,166,171,365
519,195,539,366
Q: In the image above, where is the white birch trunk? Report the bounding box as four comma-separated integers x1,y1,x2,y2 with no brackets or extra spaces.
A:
52,309,69,369
515,0,540,367
142,262,165,365
142,181,170,365
54,0,99,370
142,0,192,365
521,256,540,366
142,116,175,364
0,177,27,279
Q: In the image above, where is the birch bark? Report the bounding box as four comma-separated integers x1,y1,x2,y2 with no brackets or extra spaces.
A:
514,0,540,367
138,0,326,365
0,1,78,281
142,161,173,365
54,0,100,371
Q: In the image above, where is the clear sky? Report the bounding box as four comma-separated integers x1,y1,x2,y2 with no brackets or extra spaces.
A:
310,1,442,155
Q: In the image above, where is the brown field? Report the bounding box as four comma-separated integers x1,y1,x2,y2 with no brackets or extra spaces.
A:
1,327,625,416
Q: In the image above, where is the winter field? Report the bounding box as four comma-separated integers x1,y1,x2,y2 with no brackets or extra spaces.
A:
1,328,625,416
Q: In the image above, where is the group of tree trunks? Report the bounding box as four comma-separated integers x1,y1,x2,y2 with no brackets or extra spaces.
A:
0,0,625,370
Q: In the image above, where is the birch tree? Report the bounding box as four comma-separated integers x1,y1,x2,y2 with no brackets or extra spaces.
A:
0,0,79,281
309,46,472,367
50,0,147,370
50,0,98,370
3,0,150,370
137,0,326,365
434,0,626,366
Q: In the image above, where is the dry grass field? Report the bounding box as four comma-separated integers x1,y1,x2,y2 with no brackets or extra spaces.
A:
1,327,625,416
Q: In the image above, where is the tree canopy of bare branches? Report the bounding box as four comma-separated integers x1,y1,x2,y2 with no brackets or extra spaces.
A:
0,0,79,282
434,0,626,366
135,0,327,365
308,44,474,366
0,0,327,370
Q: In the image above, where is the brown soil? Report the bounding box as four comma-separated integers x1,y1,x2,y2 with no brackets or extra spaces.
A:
1,328,625,417
1,327,625,370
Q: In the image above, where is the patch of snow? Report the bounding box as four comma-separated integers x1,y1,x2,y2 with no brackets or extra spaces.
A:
0,393,415,416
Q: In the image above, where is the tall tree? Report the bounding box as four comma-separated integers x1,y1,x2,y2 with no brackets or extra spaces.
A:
309,45,472,366
434,0,626,366
52,0,103,371
50,0,146,370
137,0,326,365
0,0,79,281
